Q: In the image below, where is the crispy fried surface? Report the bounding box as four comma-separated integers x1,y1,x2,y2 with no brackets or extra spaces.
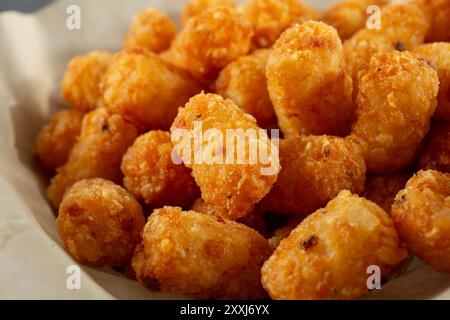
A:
181,0,237,25
121,131,199,208
131,206,271,299
101,50,203,131
268,217,302,250
215,49,276,128
56,178,144,267
321,0,388,40
61,51,113,112
363,173,410,214
167,6,253,81
392,170,450,273
238,0,319,49
191,197,218,216
47,108,138,208
191,198,267,235
343,1,429,81
124,8,177,53
350,51,439,174
419,123,450,173
260,135,366,216
34,109,83,172
414,0,450,42
261,190,407,300
266,21,353,137
414,43,450,121
171,93,280,220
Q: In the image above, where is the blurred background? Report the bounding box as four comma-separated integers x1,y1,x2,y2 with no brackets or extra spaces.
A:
0,0,53,12
0,0,340,13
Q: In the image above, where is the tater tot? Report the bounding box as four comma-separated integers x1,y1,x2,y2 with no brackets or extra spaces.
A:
190,197,217,216
414,43,450,121
363,173,410,214
419,123,450,173
61,51,113,112
131,206,271,299
261,190,407,300
215,49,276,128
191,198,267,235
170,93,280,220
321,0,388,40
101,50,204,130
266,21,353,137
167,6,253,81
260,135,366,216
238,0,319,49
343,1,429,81
34,109,84,172
56,178,145,267
121,131,199,208
350,51,439,174
414,0,450,42
181,0,237,25
124,8,177,54
392,170,450,273
268,217,301,250
47,108,138,208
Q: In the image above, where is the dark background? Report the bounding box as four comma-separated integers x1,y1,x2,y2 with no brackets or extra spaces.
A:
0,0,54,12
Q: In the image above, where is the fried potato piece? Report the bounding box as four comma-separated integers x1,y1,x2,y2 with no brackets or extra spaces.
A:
321,0,388,40
266,21,353,137
61,51,113,112
131,206,271,299
215,49,276,128
34,109,84,172
170,93,280,220
101,50,203,130
124,8,177,54
166,6,253,81
419,123,450,173
268,217,302,250
190,197,217,216
47,108,138,208
238,0,319,49
191,198,267,235
392,170,450,273
121,131,199,208
261,190,407,300
181,0,237,25
350,51,439,174
363,173,410,214
343,1,429,82
414,0,450,42
414,43,450,121
260,135,366,216
56,178,144,267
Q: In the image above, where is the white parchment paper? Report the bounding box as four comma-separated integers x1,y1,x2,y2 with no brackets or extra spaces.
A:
0,0,448,299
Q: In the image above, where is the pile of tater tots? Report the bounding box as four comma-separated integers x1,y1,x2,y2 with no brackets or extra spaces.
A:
33,0,450,300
